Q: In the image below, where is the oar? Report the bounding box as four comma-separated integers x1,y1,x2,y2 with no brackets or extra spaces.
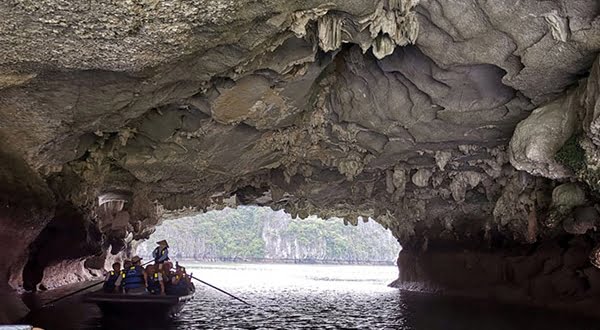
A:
41,259,155,307
190,275,254,307
41,280,103,307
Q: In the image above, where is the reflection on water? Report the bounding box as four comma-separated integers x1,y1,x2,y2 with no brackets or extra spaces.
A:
25,263,599,330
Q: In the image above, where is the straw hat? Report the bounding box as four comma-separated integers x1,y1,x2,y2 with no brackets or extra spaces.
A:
156,239,169,247
131,256,143,263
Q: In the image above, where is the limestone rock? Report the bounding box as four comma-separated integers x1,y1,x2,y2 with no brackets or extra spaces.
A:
393,167,407,195
509,91,581,180
0,71,37,89
542,11,570,42
583,56,600,146
434,151,452,171
449,171,483,202
552,183,587,209
493,172,543,235
411,168,432,187
563,206,598,235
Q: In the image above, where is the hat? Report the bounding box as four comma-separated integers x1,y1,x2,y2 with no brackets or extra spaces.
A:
156,239,169,247
131,256,143,263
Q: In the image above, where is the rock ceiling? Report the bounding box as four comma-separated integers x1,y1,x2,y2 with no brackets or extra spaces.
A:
1,0,599,248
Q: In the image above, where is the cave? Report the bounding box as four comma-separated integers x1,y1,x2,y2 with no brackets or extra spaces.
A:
1,0,600,324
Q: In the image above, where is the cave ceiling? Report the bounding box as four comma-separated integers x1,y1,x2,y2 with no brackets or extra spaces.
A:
1,0,600,246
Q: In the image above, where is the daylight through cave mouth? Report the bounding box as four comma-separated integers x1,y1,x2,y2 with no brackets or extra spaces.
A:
137,206,401,265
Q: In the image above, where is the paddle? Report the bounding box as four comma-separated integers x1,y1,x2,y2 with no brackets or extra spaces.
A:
189,274,254,307
41,259,155,307
41,280,103,307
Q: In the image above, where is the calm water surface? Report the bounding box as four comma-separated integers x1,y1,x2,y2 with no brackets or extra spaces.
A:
25,263,599,329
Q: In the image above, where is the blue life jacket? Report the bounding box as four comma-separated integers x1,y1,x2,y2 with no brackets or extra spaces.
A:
147,272,162,294
123,265,145,290
103,271,120,292
153,247,169,263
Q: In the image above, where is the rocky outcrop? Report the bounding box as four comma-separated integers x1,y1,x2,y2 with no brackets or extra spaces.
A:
392,236,600,316
0,0,600,323
509,92,580,179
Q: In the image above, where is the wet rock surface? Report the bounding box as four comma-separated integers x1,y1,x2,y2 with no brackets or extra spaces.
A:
1,0,600,322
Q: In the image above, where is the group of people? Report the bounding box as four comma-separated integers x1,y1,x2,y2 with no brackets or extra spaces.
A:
103,239,194,296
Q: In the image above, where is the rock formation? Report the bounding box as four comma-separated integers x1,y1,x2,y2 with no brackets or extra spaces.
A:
0,0,599,322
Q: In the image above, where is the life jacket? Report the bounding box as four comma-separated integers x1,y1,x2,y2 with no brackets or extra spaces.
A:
163,271,174,293
172,274,189,295
147,272,162,294
123,265,145,290
153,247,169,263
103,271,120,291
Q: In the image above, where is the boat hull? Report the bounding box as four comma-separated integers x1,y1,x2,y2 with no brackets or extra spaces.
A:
84,291,194,319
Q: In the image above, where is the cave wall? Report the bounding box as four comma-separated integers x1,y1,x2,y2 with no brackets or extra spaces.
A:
23,203,102,291
393,236,600,316
389,49,600,314
0,0,600,323
0,148,55,322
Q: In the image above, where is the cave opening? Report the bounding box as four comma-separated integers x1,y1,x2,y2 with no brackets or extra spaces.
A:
132,205,402,298
137,206,401,265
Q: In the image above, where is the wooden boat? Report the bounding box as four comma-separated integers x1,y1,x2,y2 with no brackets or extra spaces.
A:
84,291,194,318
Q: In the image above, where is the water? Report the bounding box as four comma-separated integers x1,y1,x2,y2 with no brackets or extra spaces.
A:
25,263,599,329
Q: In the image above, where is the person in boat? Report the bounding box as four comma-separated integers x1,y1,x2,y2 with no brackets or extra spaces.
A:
153,239,170,269
182,266,196,293
122,256,148,294
169,265,193,295
102,262,122,293
161,261,175,293
162,261,174,282
120,259,131,289
145,264,166,295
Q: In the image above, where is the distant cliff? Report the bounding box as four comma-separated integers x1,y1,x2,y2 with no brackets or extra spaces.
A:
137,206,400,264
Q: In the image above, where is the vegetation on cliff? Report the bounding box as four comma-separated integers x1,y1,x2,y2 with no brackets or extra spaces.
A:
555,134,586,173
556,134,600,192
137,206,400,264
